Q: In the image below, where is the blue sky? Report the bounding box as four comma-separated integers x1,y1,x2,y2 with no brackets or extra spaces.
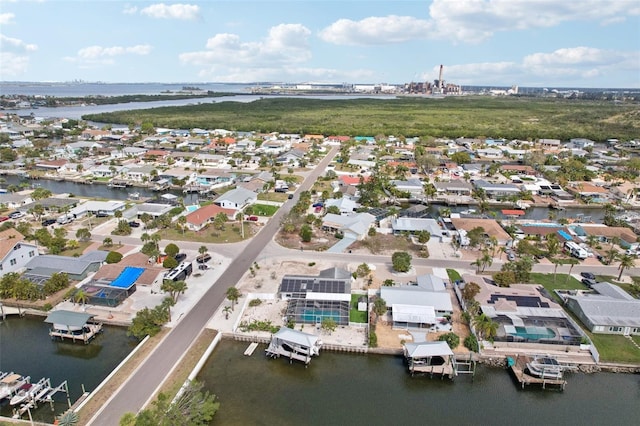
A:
1,0,639,87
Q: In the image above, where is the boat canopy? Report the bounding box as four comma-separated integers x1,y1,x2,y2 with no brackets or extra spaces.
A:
44,310,95,329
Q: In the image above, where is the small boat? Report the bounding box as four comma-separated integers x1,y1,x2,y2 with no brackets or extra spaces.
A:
526,356,564,380
0,374,30,400
9,377,48,405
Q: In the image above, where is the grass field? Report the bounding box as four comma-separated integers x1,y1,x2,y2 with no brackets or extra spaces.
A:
350,294,368,323
251,203,279,216
83,96,640,141
588,333,640,364
159,224,253,243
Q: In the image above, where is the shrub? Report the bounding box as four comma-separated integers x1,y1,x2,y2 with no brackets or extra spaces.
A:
164,243,179,257
308,262,316,267
464,335,479,352
163,256,178,269
106,251,123,264
249,299,262,307
438,332,460,349
368,331,378,348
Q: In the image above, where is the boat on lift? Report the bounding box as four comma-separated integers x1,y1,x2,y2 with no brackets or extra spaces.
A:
9,377,49,406
0,374,30,400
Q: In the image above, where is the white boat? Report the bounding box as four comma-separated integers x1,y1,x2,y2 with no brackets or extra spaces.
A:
526,356,564,380
9,377,48,406
0,374,30,400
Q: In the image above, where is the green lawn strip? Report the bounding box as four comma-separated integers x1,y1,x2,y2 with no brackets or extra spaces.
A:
158,225,251,243
446,269,462,283
251,203,279,216
257,193,288,203
59,240,93,257
587,333,640,364
349,294,367,323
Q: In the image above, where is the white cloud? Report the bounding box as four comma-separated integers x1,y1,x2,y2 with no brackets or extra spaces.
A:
0,51,29,77
428,0,640,43
123,5,138,15
0,33,37,51
319,15,432,45
0,12,15,25
180,24,312,71
320,1,640,46
140,3,200,20
435,47,639,86
76,44,152,59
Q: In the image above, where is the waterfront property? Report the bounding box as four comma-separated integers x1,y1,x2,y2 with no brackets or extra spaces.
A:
278,267,352,326
265,327,321,365
44,310,103,343
565,282,640,336
23,251,108,282
403,341,456,378
0,228,38,276
508,354,567,390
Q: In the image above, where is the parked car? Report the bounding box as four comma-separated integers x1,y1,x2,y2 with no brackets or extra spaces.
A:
288,194,294,199
9,211,25,219
95,212,109,218
174,253,187,262
507,252,516,261
196,253,211,263
128,221,140,228
41,219,56,226
247,216,258,221
198,264,209,270
580,272,596,280
596,254,610,265
0,216,10,223
582,278,597,287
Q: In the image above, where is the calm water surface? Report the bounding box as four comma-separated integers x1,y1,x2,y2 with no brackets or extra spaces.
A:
0,315,136,422
200,340,640,426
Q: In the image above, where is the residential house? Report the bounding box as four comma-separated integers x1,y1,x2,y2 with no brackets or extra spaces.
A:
321,212,375,240
392,218,444,239
565,282,640,335
566,182,611,202
135,203,173,218
325,197,359,214
476,148,504,159
0,229,38,276
391,178,424,197
538,138,562,149
433,181,474,196
69,200,126,218
380,276,453,328
573,224,639,251
35,160,68,173
450,218,512,246
276,149,305,166
473,179,521,199
214,187,257,210
185,204,236,232
24,251,108,281
278,267,352,326
0,193,33,209
611,181,640,204
233,138,256,152
80,129,111,141
126,165,155,182
122,147,147,157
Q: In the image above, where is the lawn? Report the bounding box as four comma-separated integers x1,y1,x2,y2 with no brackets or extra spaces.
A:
528,273,588,303
349,294,368,323
257,192,288,203
158,223,254,243
59,240,93,257
251,203,279,216
587,333,640,364
446,269,462,283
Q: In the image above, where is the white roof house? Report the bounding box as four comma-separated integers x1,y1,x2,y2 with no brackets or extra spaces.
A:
214,187,257,210
381,285,453,315
322,213,375,240
392,304,436,325
70,200,126,217
392,218,442,237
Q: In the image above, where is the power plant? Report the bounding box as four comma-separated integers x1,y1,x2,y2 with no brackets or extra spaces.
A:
404,64,461,95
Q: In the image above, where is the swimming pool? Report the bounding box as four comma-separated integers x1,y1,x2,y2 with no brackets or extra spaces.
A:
301,309,341,323
505,325,556,340
185,205,199,213
110,267,144,289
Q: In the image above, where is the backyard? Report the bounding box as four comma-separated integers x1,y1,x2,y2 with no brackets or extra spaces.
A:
158,222,257,243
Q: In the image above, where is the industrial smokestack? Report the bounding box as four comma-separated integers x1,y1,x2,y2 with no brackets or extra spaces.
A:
438,65,444,89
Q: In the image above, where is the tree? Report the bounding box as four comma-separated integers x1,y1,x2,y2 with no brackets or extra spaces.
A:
112,220,132,236
226,286,241,310
57,410,79,426
438,332,460,350
355,263,371,278
299,224,313,242
102,237,113,247
222,306,232,320
128,305,169,339
73,289,89,306
29,204,45,222
466,227,486,250
162,256,178,269
372,297,387,323
461,282,481,303
43,272,70,295
76,228,91,242
564,258,580,283
177,215,187,234
161,279,188,303
122,381,218,425
473,313,498,341
617,254,636,281
106,251,123,264
416,230,431,244
198,245,208,256
321,317,337,334
391,251,412,272
213,212,227,230
164,243,180,258
31,187,52,200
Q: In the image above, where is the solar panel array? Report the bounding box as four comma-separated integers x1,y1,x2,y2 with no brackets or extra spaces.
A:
280,277,348,294
488,294,550,308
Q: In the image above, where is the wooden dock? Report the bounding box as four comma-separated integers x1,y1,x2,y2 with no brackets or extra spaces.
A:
508,355,566,390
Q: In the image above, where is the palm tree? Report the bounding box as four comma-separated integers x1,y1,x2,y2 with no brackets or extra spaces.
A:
479,250,493,272
177,215,187,234
223,306,232,320
73,289,89,306
150,233,161,251
225,287,241,310
472,313,498,341
57,410,79,426
565,258,580,283
199,245,208,256
161,279,188,303
617,254,636,281
551,258,563,283
546,234,560,258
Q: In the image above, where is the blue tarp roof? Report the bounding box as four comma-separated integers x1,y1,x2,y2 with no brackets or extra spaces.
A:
558,230,572,241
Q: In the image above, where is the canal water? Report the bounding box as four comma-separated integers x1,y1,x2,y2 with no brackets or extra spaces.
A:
1,175,605,222
200,340,640,426
0,315,136,422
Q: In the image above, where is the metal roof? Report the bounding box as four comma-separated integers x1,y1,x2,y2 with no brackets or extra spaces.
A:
44,310,95,328
404,341,453,358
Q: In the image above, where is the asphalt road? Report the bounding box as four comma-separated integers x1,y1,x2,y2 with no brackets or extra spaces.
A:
89,146,339,425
